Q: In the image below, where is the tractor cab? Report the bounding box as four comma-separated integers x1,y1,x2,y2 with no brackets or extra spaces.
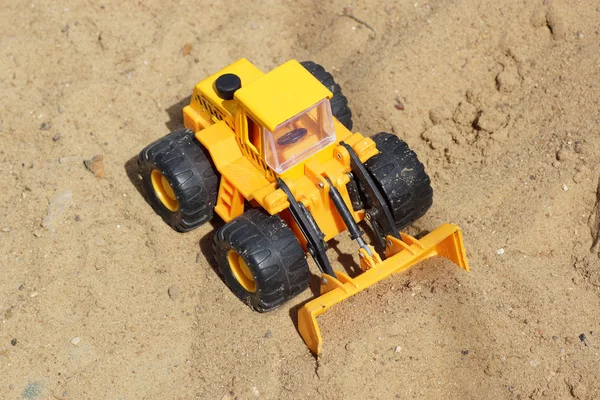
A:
184,59,345,178
234,60,337,174
243,98,336,174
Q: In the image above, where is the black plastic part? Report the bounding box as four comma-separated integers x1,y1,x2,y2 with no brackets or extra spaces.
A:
340,142,400,248
137,128,219,232
215,73,242,100
277,128,308,145
300,61,353,130
346,175,364,211
364,133,433,230
325,178,363,241
214,209,310,312
276,178,335,277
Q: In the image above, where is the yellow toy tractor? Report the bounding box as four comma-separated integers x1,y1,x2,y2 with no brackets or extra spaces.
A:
137,59,469,356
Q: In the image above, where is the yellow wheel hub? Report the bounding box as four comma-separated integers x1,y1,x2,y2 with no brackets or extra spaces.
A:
151,169,179,212
227,250,256,293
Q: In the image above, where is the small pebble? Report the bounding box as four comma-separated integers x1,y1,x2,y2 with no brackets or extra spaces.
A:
461,350,469,355
71,336,81,345
52,133,61,142
10,338,17,346
497,248,505,256
530,359,540,367
264,330,272,339
395,345,402,353
394,98,405,111
83,154,105,178
181,43,193,57
42,189,73,229
40,122,51,131
168,285,180,300
562,184,568,191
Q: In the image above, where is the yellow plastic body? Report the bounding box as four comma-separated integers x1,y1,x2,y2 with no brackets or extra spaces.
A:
180,59,469,357
298,224,470,356
185,58,376,239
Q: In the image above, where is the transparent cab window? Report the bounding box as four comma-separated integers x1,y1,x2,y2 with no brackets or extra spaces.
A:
264,98,336,174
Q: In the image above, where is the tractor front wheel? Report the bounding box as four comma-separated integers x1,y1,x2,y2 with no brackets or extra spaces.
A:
214,209,310,312
364,132,433,229
137,128,219,232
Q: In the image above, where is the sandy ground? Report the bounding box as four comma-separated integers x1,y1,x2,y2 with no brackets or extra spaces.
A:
1,0,600,399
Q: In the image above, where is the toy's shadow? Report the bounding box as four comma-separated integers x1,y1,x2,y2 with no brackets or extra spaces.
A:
197,220,224,278
123,148,221,278
124,155,144,199
165,95,191,132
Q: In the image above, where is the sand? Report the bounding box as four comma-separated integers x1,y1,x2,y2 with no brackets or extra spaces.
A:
1,0,599,399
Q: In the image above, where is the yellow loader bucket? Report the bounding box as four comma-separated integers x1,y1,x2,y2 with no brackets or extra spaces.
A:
297,223,469,356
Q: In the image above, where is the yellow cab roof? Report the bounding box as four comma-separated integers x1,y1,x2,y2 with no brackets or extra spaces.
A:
234,60,333,132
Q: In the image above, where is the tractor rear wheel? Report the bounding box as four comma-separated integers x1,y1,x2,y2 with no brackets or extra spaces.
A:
364,132,433,229
214,208,310,312
300,61,353,130
137,128,219,232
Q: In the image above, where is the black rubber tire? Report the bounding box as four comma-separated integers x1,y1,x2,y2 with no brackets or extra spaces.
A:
300,61,353,131
364,132,433,229
214,208,310,312
137,128,219,232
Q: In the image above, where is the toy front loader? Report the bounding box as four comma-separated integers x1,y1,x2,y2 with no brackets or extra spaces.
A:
135,58,469,357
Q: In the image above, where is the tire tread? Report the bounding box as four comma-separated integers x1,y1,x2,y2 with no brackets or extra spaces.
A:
214,209,310,312
364,132,433,230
